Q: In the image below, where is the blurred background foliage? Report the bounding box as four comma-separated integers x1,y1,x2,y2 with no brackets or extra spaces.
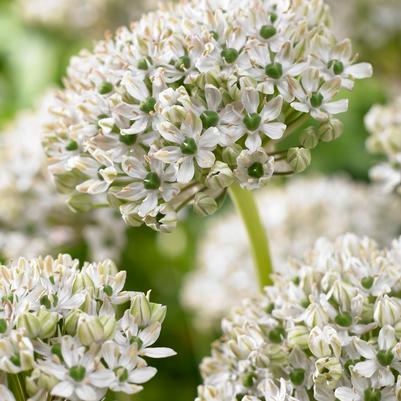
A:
0,0,399,400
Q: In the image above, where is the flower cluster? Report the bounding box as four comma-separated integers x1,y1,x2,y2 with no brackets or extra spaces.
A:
0,99,126,263
43,0,372,232
0,254,175,401
181,176,401,329
196,234,401,401
366,96,401,194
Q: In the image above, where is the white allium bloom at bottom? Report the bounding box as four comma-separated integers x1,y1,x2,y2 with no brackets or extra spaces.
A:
196,234,401,401
181,176,401,329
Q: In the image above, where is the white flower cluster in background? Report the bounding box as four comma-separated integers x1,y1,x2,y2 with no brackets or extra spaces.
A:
0,99,126,263
181,176,401,329
366,96,401,194
197,234,401,401
43,0,372,232
0,255,175,401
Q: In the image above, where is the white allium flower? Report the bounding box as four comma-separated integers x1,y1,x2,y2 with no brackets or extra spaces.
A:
0,254,175,401
181,176,401,329
195,234,401,401
43,0,371,232
0,97,127,263
366,96,401,194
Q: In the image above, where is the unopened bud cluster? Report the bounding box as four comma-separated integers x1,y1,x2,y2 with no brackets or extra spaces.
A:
43,0,372,231
0,255,175,401
196,234,401,401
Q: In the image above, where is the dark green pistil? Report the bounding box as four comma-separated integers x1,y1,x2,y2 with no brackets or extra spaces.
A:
260,25,277,39
248,162,264,179
200,111,219,129
69,366,86,382
180,138,198,155
268,327,286,343
243,113,261,131
266,303,274,314
40,295,51,309
310,92,324,108
51,344,63,361
331,60,344,75
270,12,278,23
114,367,129,382
10,354,21,367
103,285,113,297
137,58,149,70
335,311,353,327
242,371,255,387
377,350,394,366
98,81,113,95
361,276,374,289
144,172,161,190
221,48,239,64
139,97,156,114
119,134,136,146
175,55,191,71
364,388,381,401
65,140,79,151
289,368,305,386
265,62,283,79
210,31,219,41
0,318,7,334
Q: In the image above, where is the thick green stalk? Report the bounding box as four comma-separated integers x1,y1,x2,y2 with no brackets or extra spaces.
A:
228,183,273,289
7,374,25,401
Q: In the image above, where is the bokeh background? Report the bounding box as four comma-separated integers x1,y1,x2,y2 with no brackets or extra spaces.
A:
0,0,400,400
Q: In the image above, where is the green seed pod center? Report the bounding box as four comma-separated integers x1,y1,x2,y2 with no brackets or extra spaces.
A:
51,343,63,361
144,172,161,190
289,368,305,386
265,62,283,79
377,350,394,366
180,137,198,155
201,111,219,129
66,140,79,151
310,92,324,108
69,365,86,382
103,285,113,296
364,388,381,401
331,60,344,75
210,31,219,41
175,55,191,71
98,81,113,95
335,311,353,327
114,367,129,382
137,58,149,70
268,326,286,343
221,48,239,64
40,295,51,309
260,25,277,39
0,318,7,334
242,371,255,387
139,97,156,114
361,276,374,289
247,162,264,179
119,134,137,146
243,113,262,131
10,354,21,367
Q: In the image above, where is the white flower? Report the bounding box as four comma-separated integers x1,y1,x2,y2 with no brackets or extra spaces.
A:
0,385,16,401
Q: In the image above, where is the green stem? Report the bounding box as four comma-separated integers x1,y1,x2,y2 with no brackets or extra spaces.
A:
7,374,25,401
284,114,310,137
228,183,273,290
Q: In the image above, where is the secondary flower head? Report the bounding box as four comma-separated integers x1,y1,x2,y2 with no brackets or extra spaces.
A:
0,96,126,263
366,96,401,194
181,176,401,329
43,0,372,232
0,254,175,401
196,234,401,401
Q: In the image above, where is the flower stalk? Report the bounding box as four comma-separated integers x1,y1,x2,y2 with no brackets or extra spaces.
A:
228,183,273,289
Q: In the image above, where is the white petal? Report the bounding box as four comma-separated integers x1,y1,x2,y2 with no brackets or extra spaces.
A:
324,99,348,115
142,347,177,358
334,387,357,401
345,63,373,79
261,95,283,121
177,157,195,184
353,360,377,378
51,381,74,398
241,87,259,114
378,325,396,350
245,133,262,150
353,338,376,359
205,84,222,111
139,322,162,347
262,122,286,140
129,367,157,384
196,150,215,168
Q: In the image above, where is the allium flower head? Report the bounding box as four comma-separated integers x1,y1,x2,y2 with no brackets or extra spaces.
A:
366,96,401,194
0,254,175,401
181,176,401,328
196,234,401,401
43,0,372,231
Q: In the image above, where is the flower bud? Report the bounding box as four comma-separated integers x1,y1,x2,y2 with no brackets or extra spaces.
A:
319,119,343,142
26,369,58,395
314,357,342,389
206,162,234,190
374,295,401,326
100,315,117,340
67,193,93,213
77,315,104,346
120,203,143,227
37,309,58,339
131,293,152,327
300,127,319,149
222,144,242,167
150,303,167,325
193,193,217,216
144,204,177,233
54,171,83,194
107,187,124,209
287,147,311,173
65,309,81,335
17,312,40,338
308,327,331,358
287,325,309,349
72,272,94,294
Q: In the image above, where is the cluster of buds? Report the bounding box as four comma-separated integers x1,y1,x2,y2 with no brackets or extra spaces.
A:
0,98,126,263
196,234,401,401
0,255,175,401
43,0,372,232
366,96,401,194
181,176,401,329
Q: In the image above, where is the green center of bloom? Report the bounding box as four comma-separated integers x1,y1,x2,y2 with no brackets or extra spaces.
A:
137,58,149,70
98,81,113,95
139,97,156,114
103,285,113,296
377,350,394,366
243,113,261,131
180,138,198,155
10,354,21,367
175,55,191,71
242,371,255,387
364,388,381,401
330,59,344,75
221,48,239,64
270,12,278,23
310,92,324,108
268,327,286,343
40,295,51,309
119,134,137,146
260,25,277,39
247,162,264,179
265,62,283,79
361,276,374,289
65,140,79,151
335,311,353,327
210,31,219,41
143,172,161,190
201,111,219,129
0,318,7,334
69,365,86,382
289,368,305,386
51,344,63,361
114,367,129,382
